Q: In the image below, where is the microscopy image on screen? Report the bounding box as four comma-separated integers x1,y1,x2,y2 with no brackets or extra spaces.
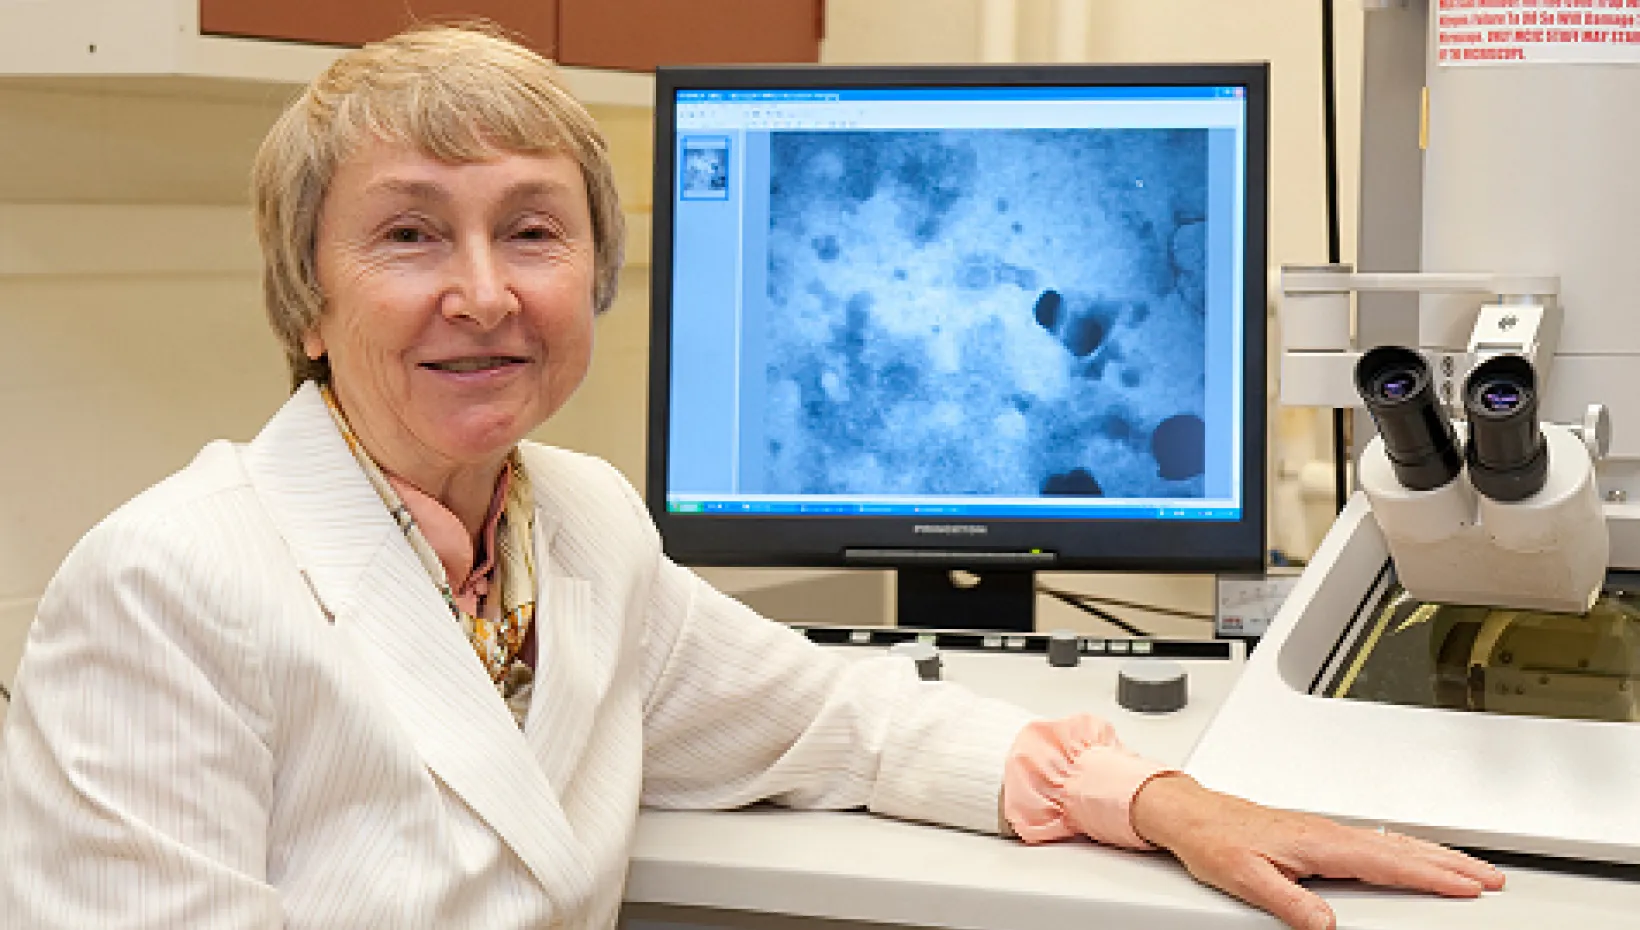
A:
682,136,731,200
760,129,1210,500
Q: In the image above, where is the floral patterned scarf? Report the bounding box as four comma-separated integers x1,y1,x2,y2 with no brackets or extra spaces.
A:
320,384,538,725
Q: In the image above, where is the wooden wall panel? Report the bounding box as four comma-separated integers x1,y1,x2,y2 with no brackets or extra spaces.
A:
557,0,823,71
200,1,823,71
199,1,559,56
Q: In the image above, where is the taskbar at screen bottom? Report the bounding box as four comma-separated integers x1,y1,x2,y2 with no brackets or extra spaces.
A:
666,499,1241,520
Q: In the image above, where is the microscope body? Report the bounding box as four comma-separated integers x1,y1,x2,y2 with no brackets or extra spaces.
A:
1361,423,1606,615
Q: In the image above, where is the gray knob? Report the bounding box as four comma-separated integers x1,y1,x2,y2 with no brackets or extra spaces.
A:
1047,630,1080,667
889,641,942,681
1117,659,1188,713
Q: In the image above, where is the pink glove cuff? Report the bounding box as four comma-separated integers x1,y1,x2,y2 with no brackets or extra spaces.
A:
1001,715,1177,851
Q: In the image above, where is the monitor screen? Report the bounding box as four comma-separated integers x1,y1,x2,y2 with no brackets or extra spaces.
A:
646,63,1268,624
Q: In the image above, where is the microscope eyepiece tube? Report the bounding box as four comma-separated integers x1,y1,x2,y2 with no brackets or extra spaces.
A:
1355,346,1463,491
1463,354,1548,502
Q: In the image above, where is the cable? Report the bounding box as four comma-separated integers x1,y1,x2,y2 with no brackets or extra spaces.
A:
1040,587,1148,637
1038,585,1215,622
1322,0,1342,266
1322,0,1350,515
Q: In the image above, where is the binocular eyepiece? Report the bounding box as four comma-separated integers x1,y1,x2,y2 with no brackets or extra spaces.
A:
1353,348,1548,501
1463,354,1547,502
1355,346,1462,491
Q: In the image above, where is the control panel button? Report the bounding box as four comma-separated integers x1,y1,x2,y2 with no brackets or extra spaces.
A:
1117,659,1189,713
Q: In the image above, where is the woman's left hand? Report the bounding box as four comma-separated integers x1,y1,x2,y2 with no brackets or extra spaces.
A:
1129,772,1506,930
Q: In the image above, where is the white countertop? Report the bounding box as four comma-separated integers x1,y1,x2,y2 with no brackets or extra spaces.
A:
625,807,1635,929
619,641,1640,929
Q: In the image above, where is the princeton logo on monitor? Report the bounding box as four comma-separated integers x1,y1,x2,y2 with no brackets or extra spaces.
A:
913,525,989,535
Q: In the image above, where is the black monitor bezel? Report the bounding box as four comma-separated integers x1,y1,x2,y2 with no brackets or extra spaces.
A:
646,62,1269,573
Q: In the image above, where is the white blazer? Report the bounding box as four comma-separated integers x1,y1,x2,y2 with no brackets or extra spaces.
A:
0,384,1034,929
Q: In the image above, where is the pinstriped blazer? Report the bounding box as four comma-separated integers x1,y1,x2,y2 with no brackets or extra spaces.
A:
0,383,1035,929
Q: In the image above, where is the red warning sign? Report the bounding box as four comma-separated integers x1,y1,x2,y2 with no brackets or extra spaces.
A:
1439,0,1640,64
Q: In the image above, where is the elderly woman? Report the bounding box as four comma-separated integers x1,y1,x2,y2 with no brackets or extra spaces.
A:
0,25,1499,930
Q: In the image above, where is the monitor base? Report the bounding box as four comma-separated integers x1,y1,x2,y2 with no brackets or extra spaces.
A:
896,568,1035,632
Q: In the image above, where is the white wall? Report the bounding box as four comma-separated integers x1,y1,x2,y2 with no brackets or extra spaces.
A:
0,82,293,711
0,3,1368,701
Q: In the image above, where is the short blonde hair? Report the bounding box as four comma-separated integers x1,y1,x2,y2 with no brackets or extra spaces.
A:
252,24,625,387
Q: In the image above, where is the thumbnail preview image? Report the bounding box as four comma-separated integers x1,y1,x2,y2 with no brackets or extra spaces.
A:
682,136,731,200
763,129,1210,499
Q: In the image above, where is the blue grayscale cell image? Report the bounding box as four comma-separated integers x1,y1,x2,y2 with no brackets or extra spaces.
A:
682,137,730,200
762,129,1209,499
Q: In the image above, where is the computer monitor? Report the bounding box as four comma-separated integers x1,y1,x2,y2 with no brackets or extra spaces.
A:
646,63,1268,632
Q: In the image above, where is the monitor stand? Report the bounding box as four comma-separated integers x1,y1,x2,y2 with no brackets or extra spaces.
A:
895,568,1035,632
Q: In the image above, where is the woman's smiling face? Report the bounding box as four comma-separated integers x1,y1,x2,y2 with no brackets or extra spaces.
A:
307,140,597,480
